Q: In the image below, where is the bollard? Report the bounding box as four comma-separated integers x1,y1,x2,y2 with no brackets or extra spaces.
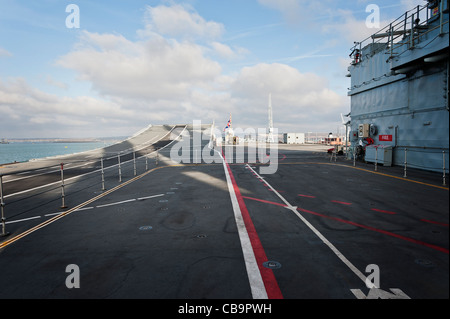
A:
101,157,105,191
0,175,10,237
145,155,148,171
403,148,407,178
156,149,159,166
118,154,122,183
60,163,68,209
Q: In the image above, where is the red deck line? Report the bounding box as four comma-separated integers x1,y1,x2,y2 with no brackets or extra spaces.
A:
242,196,287,207
371,208,397,215
223,157,283,299
331,200,352,206
297,207,448,254
421,219,449,227
298,194,316,198
242,196,448,255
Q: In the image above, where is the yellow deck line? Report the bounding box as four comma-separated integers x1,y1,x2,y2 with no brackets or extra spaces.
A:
277,162,449,191
0,165,168,250
2,160,447,249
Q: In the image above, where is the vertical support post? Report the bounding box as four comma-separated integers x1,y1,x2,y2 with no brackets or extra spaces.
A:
101,157,105,191
118,154,122,183
443,150,446,186
145,155,148,171
375,146,378,171
60,163,67,209
345,123,348,160
404,12,407,35
390,24,394,57
403,148,408,178
353,147,356,167
359,42,362,62
156,149,159,166
334,146,337,162
0,175,9,237
440,0,444,34
410,14,415,48
133,152,137,176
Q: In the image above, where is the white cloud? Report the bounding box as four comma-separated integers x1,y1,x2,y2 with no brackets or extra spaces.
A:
0,47,12,57
320,8,395,45
0,77,136,137
209,42,250,61
228,63,347,132
139,4,224,41
46,75,68,90
1,3,349,137
211,42,236,59
56,30,222,101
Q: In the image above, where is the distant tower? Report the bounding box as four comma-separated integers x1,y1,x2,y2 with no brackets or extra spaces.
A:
267,93,274,143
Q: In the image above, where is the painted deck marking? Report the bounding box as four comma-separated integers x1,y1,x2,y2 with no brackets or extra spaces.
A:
331,200,352,206
245,164,371,288
219,153,283,299
420,219,449,227
242,194,449,255
371,208,397,215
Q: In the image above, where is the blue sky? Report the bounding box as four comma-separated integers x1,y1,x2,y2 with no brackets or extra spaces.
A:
0,0,424,138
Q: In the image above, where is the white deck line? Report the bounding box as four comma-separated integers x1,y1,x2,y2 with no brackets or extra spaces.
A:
245,164,373,289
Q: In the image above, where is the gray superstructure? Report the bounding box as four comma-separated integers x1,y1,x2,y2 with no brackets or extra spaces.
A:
347,0,449,173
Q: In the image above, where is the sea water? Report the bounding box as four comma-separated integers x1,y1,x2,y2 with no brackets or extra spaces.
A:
0,142,110,165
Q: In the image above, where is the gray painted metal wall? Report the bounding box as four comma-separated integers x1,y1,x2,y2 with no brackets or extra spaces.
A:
347,1,449,173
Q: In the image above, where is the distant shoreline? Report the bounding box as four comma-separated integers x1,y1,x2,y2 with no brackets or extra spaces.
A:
2,137,126,144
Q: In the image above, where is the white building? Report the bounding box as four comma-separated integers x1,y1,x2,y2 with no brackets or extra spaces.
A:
283,133,305,144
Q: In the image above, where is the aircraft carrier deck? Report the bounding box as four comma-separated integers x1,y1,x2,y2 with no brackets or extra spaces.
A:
0,124,448,304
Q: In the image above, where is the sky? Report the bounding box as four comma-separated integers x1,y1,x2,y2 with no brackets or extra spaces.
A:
0,0,425,138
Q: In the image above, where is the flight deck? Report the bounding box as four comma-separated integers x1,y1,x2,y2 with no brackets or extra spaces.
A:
0,124,448,300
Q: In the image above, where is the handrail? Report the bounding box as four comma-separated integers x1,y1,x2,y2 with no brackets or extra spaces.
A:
350,1,448,64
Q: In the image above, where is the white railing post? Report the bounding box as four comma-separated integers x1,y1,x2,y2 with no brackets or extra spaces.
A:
133,152,137,176
118,154,122,183
0,175,9,237
101,157,105,191
60,163,67,209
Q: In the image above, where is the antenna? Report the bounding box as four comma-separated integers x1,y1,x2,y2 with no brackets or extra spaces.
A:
267,93,274,143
